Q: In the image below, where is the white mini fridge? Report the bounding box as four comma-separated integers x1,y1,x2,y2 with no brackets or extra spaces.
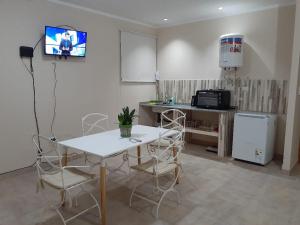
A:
232,112,277,165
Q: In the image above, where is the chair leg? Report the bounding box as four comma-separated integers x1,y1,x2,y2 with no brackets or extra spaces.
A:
60,190,66,207
130,169,182,219
86,192,101,220
74,195,79,208
129,185,138,207
56,208,67,225
84,152,88,164
125,151,131,176
66,190,73,208
170,188,181,205
155,190,169,219
78,185,101,218
57,187,101,225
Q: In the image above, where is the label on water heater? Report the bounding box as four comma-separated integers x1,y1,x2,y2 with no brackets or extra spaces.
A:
219,34,244,68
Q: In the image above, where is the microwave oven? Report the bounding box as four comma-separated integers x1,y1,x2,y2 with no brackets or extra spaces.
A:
191,90,231,110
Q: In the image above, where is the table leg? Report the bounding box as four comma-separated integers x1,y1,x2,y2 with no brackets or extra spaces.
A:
173,146,179,184
62,149,68,166
137,145,141,165
100,164,107,225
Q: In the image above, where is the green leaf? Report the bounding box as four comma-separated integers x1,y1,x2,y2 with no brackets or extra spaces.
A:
118,106,136,125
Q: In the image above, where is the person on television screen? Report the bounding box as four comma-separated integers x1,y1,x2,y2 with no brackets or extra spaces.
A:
59,32,73,56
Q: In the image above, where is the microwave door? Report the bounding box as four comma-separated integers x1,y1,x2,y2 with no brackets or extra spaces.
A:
197,92,219,108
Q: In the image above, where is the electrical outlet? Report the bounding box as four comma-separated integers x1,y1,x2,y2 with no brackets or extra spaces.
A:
298,86,300,95
255,149,263,156
49,136,57,142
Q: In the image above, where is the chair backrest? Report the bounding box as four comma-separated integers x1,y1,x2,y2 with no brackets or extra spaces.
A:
160,109,185,133
33,135,63,184
157,126,184,158
160,109,186,142
81,113,109,136
152,109,186,169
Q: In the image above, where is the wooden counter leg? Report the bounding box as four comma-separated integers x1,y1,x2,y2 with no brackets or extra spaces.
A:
218,112,229,159
100,164,107,225
137,145,141,165
173,146,179,184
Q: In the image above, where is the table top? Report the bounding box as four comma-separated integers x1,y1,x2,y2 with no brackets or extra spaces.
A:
58,125,172,158
140,102,236,113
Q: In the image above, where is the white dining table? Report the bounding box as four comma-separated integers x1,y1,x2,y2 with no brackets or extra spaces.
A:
58,125,176,225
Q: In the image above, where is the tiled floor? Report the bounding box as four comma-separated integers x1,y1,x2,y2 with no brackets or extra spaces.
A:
1,144,300,225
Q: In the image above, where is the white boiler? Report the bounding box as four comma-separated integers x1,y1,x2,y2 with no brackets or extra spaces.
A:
219,34,244,68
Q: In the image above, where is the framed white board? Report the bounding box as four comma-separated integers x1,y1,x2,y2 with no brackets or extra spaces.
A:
120,31,157,82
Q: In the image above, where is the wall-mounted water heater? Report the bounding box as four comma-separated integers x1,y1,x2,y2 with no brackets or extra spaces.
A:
219,34,244,69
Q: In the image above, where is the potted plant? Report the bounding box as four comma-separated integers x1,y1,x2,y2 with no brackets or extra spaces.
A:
118,106,136,137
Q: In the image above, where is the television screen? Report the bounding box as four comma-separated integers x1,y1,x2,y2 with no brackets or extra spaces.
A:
45,26,87,57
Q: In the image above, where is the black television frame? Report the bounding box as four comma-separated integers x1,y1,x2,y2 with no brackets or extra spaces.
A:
44,25,88,58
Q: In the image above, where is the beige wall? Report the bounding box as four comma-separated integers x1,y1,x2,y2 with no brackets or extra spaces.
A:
283,0,300,171
0,0,297,173
157,5,295,157
0,0,156,174
157,5,295,80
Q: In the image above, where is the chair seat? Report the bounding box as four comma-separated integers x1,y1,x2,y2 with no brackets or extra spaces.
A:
41,168,94,189
131,159,178,176
149,139,171,147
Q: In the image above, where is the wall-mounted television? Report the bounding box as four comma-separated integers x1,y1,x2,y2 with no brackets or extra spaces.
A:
45,26,87,57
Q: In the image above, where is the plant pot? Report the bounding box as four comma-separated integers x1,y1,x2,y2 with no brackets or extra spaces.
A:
119,124,132,137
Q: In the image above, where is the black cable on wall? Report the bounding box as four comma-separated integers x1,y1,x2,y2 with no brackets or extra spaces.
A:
21,24,79,150
21,57,40,150
50,62,58,138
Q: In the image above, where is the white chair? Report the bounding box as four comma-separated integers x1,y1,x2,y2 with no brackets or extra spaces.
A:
82,113,109,136
81,113,109,164
34,135,101,225
129,109,186,218
81,113,129,175
149,109,186,148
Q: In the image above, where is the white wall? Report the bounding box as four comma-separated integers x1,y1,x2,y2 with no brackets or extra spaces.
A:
283,0,300,171
0,0,297,173
156,5,295,157
0,0,156,174
157,5,295,80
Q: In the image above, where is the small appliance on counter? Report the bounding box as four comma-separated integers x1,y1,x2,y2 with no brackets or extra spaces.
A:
166,97,176,105
191,89,231,110
232,112,277,165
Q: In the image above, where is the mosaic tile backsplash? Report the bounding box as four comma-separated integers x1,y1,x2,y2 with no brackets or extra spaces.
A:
158,79,288,114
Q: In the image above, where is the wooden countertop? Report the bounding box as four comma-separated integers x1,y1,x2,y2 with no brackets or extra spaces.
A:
140,102,236,113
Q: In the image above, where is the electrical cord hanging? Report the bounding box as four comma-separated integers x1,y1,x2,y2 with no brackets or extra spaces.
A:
21,57,41,151
50,62,58,138
33,35,45,52
33,25,76,140
21,24,78,154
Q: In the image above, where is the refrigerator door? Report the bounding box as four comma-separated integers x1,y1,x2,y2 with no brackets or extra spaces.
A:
232,113,269,164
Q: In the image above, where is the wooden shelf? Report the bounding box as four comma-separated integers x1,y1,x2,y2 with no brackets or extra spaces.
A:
139,102,235,158
185,127,219,137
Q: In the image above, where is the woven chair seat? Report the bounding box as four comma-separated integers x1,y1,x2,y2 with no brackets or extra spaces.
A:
41,168,94,189
131,159,178,176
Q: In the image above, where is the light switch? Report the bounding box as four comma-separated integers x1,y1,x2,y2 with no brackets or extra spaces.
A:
155,71,160,81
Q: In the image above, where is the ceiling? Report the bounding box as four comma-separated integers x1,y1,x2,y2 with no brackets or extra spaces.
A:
49,0,296,27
